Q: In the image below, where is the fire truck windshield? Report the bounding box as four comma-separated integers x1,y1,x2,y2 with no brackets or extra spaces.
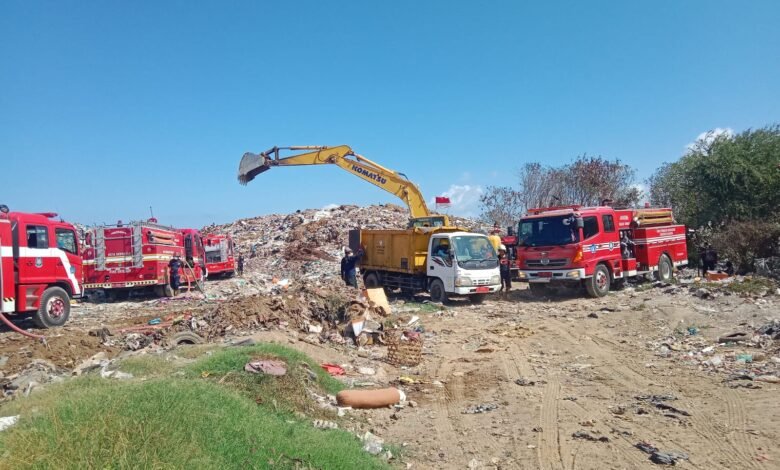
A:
451,235,499,269
518,215,580,247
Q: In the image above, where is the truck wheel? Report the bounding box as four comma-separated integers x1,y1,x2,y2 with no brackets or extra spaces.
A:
33,286,70,328
429,279,448,304
528,283,549,297
364,272,380,289
586,264,611,298
656,255,673,282
469,294,486,304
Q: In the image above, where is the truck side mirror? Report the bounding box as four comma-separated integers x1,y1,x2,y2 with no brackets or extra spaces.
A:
576,217,584,229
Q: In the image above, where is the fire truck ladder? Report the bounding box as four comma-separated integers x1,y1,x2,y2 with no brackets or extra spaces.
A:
95,228,107,271
132,224,144,269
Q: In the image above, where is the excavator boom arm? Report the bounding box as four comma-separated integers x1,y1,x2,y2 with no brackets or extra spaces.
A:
238,145,438,221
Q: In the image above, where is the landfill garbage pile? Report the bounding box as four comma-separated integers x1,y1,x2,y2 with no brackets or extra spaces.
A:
202,204,484,281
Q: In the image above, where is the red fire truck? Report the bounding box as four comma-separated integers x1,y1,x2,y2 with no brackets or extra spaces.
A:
203,234,236,277
0,205,82,327
82,220,205,299
515,205,688,297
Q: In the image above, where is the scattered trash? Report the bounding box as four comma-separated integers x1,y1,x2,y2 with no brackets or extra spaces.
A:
572,431,609,442
563,396,578,401
312,419,338,430
148,318,162,325
736,353,753,363
361,431,384,455
321,363,345,376
357,367,376,376
686,326,699,335
635,442,689,465
463,403,498,414
515,377,543,386
336,388,405,409
587,312,599,319
244,360,287,376
0,415,19,432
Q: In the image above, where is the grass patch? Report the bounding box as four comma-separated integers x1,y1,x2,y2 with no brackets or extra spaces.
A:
727,277,778,296
401,301,441,313
0,377,387,469
114,354,179,377
187,344,344,419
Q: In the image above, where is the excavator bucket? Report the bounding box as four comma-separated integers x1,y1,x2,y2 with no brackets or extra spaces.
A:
237,152,272,185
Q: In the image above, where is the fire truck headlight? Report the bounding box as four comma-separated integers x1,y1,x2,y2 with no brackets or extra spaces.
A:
490,275,500,284
566,271,580,278
517,271,527,279
455,276,473,287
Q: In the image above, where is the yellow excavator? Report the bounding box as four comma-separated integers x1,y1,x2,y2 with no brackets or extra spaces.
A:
238,145,451,228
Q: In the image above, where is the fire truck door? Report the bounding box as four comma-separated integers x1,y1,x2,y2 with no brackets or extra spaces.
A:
54,227,82,295
18,223,58,286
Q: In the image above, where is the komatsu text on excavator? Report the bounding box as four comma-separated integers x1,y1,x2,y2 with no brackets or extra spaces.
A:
238,145,450,228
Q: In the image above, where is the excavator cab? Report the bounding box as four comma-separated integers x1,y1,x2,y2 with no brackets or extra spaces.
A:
408,216,449,229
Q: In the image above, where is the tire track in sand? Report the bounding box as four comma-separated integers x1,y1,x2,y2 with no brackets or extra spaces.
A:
538,378,565,470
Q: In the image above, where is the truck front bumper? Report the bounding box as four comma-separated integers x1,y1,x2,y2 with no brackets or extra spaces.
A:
517,268,587,283
452,285,501,295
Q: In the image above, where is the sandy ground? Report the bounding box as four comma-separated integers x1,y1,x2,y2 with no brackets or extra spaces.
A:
359,287,780,469
1,279,778,469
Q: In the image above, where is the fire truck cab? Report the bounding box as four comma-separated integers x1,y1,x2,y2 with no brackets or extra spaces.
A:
203,234,236,277
0,205,82,327
516,205,688,297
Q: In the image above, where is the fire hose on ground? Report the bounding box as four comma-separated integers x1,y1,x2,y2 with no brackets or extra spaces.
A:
0,311,46,342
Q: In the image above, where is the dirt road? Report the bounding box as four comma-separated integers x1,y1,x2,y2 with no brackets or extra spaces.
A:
368,287,779,469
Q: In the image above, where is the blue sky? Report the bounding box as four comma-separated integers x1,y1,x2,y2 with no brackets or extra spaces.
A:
2,1,778,227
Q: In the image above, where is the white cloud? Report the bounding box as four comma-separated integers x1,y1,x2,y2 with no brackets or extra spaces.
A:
686,127,734,151
431,184,484,217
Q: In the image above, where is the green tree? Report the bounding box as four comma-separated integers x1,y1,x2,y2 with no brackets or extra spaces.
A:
649,125,780,228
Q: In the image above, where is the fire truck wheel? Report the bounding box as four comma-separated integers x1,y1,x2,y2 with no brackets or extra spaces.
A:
364,272,380,289
33,287,71,328
586,264,611,298
656,255,673,282
429,279,448,304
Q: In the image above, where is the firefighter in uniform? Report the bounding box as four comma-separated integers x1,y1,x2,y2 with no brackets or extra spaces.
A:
168,254,183,296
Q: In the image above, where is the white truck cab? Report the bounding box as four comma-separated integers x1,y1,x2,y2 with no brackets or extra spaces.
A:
427,232,501,302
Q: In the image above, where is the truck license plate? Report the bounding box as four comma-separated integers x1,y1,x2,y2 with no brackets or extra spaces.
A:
538,272,553,278
476,286,489,293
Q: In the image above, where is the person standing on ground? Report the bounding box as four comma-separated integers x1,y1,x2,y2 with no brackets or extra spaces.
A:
498,246,512,300
703,243,718,273
167,254,183,296
341,247,364,288
237,253,244,276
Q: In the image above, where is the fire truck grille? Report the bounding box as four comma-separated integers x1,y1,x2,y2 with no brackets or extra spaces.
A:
526,258,568,268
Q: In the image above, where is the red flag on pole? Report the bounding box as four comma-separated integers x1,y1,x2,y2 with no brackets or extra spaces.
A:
435,196,451,204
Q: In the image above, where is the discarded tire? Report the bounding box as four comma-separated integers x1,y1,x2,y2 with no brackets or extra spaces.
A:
165,331,204,347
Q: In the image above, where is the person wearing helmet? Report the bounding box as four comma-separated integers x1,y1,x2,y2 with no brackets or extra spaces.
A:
488,225,502,253
498,245,511,300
